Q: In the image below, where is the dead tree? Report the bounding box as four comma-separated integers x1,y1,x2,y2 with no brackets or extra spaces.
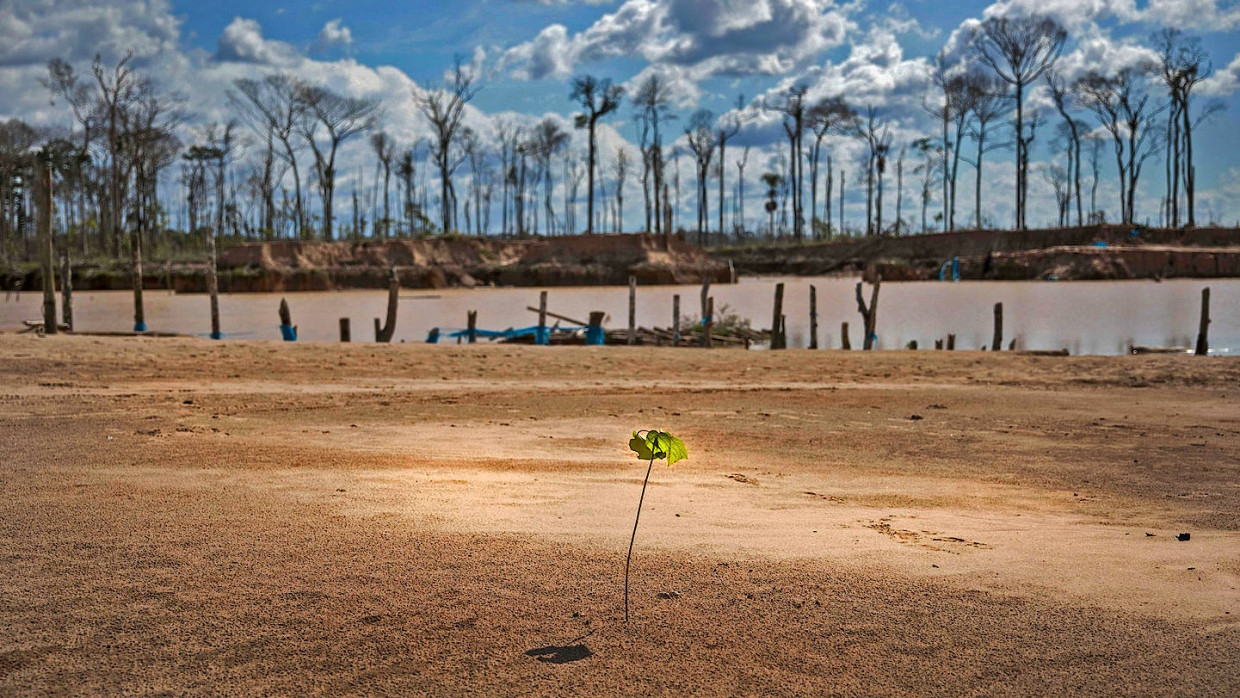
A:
855,276,881,350
374,268,399,343
417,58,480,235
298,84,378,240
970,15,1067,229
571,75,624,235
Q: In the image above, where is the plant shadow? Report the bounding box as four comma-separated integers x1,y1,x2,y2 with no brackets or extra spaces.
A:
525,642,593,664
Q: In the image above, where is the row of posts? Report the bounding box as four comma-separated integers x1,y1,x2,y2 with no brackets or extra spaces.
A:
299,276,1214,355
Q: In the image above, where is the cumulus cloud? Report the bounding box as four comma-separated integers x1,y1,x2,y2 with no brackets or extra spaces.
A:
1200,52,1240,97
501,0,853,81
215,17,301,66
316,19,353,52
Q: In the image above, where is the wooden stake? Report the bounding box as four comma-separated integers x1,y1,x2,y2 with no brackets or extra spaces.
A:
809,285,818,350
704,297,714,349
771,282,785,349
841,322,851,350
992,302,1003,351
467,310,478,344
947,334,956,351
673,294,681,346
628,276,637,346
374,268,400,342
207,203,221,340
37,157,56,335
855,277,881,350
339,318,351,342
701,276,710,321
59,250,73,332
1195,287,1210,356
538,290,548,344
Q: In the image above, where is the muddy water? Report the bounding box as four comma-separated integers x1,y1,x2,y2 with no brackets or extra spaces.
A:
2,277,1235,356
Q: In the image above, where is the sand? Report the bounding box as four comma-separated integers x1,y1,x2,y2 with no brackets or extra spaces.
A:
1,334,1237,695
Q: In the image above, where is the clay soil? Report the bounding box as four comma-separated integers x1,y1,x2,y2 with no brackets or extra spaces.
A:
1,334,1237,695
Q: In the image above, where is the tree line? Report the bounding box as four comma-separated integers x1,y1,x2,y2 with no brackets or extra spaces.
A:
0,13,1223,270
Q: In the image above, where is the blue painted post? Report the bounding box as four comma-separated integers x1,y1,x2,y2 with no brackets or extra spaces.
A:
586,311,606,345
537,291,549,346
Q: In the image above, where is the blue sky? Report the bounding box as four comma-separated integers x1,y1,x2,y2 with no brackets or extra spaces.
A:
4,0,1240,230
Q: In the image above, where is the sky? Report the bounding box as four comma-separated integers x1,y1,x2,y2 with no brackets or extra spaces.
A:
3,0,1240,232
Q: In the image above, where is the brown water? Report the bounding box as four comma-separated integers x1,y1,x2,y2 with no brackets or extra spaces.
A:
2,277,1234,356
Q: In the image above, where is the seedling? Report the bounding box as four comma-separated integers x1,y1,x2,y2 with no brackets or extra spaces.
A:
624,429,688,622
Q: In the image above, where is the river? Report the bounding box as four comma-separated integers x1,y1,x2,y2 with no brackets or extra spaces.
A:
2,277,1234,356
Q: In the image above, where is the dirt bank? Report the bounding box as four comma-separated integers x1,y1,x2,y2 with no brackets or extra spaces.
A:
717,225,1240,280
1,335,1237,694
3,234,731,293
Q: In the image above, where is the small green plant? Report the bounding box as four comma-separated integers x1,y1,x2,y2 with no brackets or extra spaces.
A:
624,429,688,623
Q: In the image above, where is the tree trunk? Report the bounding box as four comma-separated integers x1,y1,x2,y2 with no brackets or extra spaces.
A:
38,160,57,334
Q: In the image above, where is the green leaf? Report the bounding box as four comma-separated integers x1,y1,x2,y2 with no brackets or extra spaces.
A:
629,431,654,460
646,431,670,460
665,435,688,467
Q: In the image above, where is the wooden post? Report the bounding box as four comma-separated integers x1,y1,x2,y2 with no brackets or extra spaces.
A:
538,290,548,346
771,282,785,349
935,339,943,350
809,285,818,350
207,201,222,340
780,315,787,349
855,277,881,350
278,298,297,341
628,275,637,346
587,311,606,346
841,322,851,350
704,297,714,349
59,250,73,332
467,310,478,344
992,302,1003,351
37,156,57,335
339,318,351,342
374,268,400,342
132,199,146,333
1195,287,1210,356
673,294,681,346
947,334,956,351
700,276,711,321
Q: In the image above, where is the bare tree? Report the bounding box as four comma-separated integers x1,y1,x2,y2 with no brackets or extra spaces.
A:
612,147,629,233
1075,67,1164,225
971,15,1067,229
91,52,143,257
714,95,745,238
764,85,809,240
806,96,854,237
531,118,570,235
961,74,1009,229
632,75,675,240
1154,29,1213,227
571,75,623,235
417,58,480,234
684,110,716,244
297,84,378,240
735,146,750,237
1045,70,1084,226
370,132,395,238
229,74,309,239
850,106,891,235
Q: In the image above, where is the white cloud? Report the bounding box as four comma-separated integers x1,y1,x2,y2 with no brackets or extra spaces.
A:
1200,52,1240,97
501,0,853,81
215,17,301,66
316,19,353,52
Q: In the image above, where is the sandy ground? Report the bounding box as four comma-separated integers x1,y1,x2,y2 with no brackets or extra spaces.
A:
1,334,1237,695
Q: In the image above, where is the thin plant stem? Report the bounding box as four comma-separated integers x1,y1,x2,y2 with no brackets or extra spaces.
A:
625,455,656,623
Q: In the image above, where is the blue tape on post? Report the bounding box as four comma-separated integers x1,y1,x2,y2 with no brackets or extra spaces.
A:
133,322,147,333
535,326,551,346
209,331,223,340
426,328,441,344
585,325,605,345
279,324,297,341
